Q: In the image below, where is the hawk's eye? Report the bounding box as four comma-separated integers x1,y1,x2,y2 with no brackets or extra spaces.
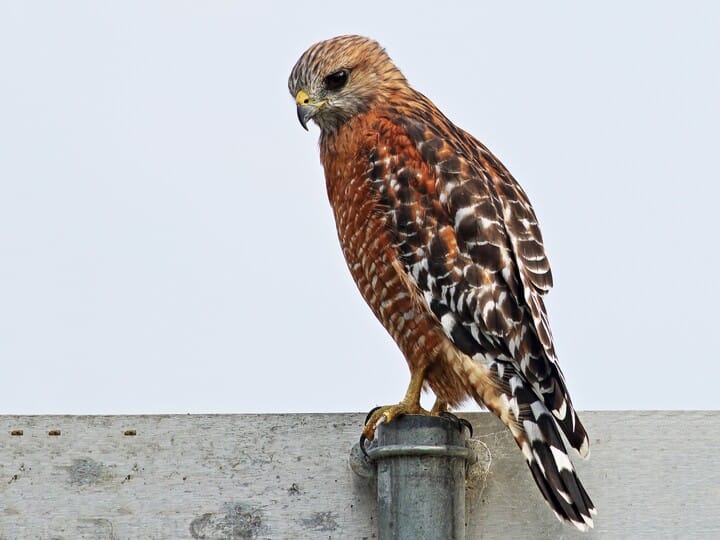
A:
324,69,349,91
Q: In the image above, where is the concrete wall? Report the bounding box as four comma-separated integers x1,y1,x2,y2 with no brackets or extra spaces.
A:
0,411,717,539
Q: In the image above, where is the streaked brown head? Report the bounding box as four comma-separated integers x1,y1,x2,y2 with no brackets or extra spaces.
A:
288,35,408,133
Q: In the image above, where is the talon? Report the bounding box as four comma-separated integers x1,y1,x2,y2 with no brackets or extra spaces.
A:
438,411,474,437
365,405,382,424
360,368,429,445
361,401,428,443
360,433,370,458
362,408,388,443
459,418,473,437
439,410,460,428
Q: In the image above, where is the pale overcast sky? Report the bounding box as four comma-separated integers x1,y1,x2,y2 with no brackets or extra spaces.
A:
1,2,718,414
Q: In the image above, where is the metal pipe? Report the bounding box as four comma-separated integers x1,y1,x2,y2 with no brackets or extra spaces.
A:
351,414,474,540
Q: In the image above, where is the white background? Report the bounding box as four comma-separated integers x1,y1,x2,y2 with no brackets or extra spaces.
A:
1,1,718,414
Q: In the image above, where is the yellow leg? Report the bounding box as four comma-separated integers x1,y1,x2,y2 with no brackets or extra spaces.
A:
362,366,431,441
430,399,449,415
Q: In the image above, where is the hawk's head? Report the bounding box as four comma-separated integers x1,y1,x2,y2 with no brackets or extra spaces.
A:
288,35,407,133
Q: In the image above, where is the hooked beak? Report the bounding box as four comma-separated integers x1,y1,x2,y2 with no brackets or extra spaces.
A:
295,89,324,131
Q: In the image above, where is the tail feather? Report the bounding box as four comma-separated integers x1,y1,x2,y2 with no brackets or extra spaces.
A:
515,325,591,460
467,357,596,531
516,386,596,530
545,374,591,458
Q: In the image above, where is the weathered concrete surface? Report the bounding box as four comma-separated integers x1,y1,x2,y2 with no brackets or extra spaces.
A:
0,412,718,539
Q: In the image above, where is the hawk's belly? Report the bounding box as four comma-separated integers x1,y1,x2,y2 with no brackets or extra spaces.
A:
328,169,468,404
329,170,435,355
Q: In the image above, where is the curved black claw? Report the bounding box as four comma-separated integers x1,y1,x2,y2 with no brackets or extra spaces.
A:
364,405,382,425
458,418,474,437
438,410,460,425
359,433,370,459
439,411,474,437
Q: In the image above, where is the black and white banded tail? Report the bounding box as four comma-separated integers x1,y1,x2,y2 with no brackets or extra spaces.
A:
487,364,596,530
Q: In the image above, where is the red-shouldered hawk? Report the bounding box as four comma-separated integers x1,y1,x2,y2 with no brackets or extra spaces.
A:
289,35,595,530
